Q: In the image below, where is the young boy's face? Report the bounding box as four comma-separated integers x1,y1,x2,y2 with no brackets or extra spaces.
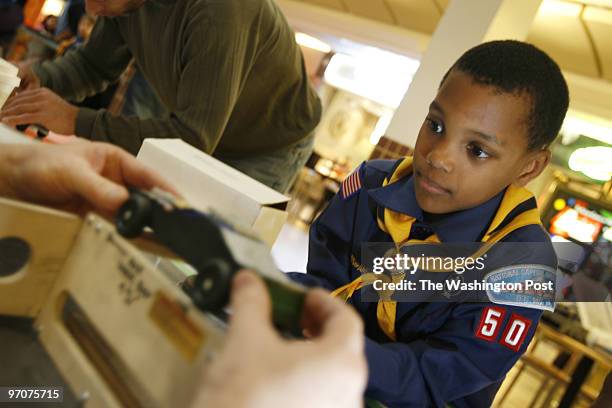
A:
412,70,550,214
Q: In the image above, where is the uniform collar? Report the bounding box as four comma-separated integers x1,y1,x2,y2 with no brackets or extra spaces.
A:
368,175,505,242
368,173,423,219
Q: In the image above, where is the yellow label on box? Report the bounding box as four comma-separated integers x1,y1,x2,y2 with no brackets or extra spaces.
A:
149,291,204,362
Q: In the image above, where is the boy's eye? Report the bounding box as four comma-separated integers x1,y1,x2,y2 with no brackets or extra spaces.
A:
467,143,490,159
426,118,444,134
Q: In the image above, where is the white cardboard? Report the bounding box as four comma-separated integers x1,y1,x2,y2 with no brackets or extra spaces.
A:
137,138,290,246
0,59,19,108
0,73,20,87
0,58,18,77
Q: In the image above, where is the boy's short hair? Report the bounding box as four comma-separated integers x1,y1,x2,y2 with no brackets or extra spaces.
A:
441,40,569,151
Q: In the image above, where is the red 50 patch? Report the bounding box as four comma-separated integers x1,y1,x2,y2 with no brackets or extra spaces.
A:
475,306,506,342
499,313,532,351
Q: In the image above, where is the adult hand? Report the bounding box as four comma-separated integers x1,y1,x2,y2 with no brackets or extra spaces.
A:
190,271,367,408
0,141,177,214
17,60,41,91
0,88,78,135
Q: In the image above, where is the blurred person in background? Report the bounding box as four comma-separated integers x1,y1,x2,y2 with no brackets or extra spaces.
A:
56,14,96,54
40,15,58,37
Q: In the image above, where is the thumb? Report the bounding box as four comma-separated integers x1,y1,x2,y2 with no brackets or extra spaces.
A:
228,270,275,338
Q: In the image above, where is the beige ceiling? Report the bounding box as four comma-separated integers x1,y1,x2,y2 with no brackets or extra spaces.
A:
293,0,612,82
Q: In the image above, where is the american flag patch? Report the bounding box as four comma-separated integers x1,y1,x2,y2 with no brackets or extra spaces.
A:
341,169,362,199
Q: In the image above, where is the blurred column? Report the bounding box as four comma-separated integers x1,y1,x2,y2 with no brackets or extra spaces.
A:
384,0,543,148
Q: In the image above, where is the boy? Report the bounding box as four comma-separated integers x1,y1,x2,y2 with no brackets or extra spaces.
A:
288,40,569,407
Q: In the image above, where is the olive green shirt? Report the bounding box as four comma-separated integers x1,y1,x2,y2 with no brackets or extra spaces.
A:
34,0,321,157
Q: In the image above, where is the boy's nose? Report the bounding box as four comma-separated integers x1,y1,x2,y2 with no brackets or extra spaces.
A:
426,143,454,173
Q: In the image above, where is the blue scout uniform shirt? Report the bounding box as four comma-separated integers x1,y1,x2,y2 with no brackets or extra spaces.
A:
287,158,557,408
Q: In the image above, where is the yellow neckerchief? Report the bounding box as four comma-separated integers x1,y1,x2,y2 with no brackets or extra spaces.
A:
331,157,543,340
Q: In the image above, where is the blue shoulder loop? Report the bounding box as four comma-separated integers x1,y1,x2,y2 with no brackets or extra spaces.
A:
362,158,404,189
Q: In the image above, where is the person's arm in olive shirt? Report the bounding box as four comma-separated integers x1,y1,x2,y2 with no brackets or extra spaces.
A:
34,18,132,105
30,12,251,156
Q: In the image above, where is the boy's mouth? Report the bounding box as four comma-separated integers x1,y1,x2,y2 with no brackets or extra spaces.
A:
415,171,451,195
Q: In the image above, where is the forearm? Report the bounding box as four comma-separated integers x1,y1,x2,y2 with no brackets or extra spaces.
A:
33,18,130,101
364,337,434,406
76,108,202,155
33,51,100,101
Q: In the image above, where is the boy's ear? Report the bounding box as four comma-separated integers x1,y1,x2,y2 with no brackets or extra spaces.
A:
514,149,551,186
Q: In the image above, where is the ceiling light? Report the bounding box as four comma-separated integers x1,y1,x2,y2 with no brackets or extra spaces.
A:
324,52,418,108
